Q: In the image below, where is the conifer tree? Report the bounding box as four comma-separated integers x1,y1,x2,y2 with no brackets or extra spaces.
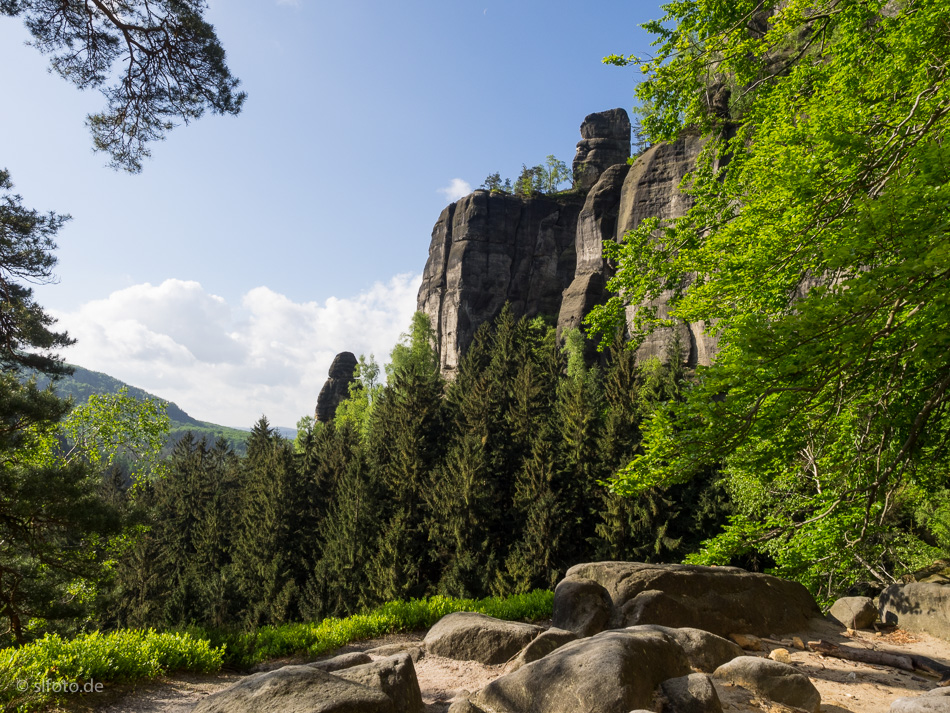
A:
229,417,294,627
307,421,380,618
367,313,445,601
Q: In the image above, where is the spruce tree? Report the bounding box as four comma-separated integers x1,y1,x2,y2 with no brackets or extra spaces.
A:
366,313,445,601
229,417,295,627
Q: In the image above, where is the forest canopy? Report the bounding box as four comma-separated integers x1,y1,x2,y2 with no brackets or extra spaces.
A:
588,0,950,596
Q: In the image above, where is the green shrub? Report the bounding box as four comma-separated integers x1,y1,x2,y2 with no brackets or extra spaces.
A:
0,629,222,712
197,589,554,668
0,590,552,710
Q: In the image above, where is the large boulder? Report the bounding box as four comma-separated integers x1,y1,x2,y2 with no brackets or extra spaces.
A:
335,653,423,713
309,651,373,672
507,627,578,671
626,625,743,673
192,665,393,713
659,673,722,713
551,577,612,637
558,562,821,637
472,628,691,713
315,351,358,423
424,612,542,665
879,582,950,641
714,656,821,713
828,596,878,629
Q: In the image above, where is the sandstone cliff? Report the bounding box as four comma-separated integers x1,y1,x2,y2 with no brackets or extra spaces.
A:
417,109,719,373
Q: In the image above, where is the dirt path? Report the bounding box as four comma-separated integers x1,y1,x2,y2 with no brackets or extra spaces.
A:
62,622,949,713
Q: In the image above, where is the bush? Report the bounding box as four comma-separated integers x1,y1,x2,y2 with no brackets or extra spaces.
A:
0,590,553,710
0,629,223,712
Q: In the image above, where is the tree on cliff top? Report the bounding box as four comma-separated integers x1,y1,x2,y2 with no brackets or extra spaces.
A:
589,0,950,596
3,0,245,172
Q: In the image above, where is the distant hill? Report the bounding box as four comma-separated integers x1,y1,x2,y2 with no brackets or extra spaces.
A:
29,364,269,454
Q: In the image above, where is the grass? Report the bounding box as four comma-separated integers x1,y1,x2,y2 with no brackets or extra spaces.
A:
0,589,553,712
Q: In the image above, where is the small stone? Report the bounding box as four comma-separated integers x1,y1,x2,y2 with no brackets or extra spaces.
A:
791,637,805,650
729,633,764,651
768,648,792,664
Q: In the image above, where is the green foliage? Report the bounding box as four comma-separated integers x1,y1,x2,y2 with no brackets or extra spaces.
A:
0,628,223,712
334,354,381,439
3,1,244,172
0,170,73,376
589,0,950,598
480,156,573,196
198,589,554,669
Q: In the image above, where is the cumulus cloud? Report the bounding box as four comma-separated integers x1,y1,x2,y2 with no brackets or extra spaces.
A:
437,178,472,203
51,275,422,428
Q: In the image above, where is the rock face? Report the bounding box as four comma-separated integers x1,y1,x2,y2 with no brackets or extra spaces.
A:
555,162,629,342
418,108,722,375
554,562,822,638
417,190,585,373
573,108,631,191
879,582,950,640
614,136,719,366
315,351,358,423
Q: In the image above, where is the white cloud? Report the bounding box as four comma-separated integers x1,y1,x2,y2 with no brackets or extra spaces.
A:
51,275,422,429
437,178,472,203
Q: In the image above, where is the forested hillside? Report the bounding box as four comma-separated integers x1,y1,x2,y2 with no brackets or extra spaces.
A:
28,364,252,452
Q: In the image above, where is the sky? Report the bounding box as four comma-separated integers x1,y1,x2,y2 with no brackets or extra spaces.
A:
1,1,659,429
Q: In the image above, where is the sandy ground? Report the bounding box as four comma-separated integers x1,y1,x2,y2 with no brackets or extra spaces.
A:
60,619,949,713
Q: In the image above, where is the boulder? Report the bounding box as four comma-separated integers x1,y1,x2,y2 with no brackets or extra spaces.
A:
315,351,358,422
891,688,950,713
551,577,612,637
192,664,393,713
448,701,486,713
558,562,821,637
309,651,373,672
472,628,691,713
366,642,425,662
879,582,950,641
424,612,542,665
335,653,423,713
507,627,578,671
714,656,821,713
659,673,723,713
828,596,878,629
626,625,743,673
573,109,631,191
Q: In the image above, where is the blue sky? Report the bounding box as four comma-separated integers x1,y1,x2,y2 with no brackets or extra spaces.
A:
1,0,657,428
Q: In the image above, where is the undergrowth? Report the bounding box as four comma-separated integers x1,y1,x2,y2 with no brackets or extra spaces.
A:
0,589,553,711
